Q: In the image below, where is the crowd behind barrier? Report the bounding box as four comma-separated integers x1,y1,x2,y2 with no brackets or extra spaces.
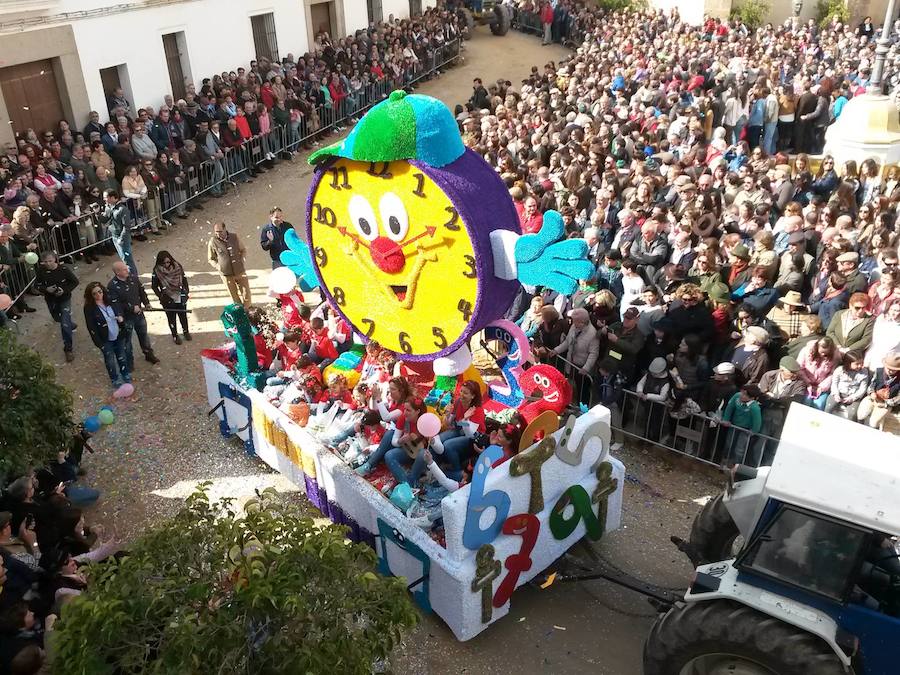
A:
0,6,465,314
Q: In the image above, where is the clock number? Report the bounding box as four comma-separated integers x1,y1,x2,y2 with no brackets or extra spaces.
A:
313,246,328,267
432,326,448,349
328,166,351,190
332,286,346,306
443,206,460,231
311,203,336,227
412,172,427,198
463,254,477,278
398,332,413,354
367,161,393,179
458,299,473,322
361,318,376,339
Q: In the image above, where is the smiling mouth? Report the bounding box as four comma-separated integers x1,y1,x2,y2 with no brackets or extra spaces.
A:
390,285,408,302
544,391,560,403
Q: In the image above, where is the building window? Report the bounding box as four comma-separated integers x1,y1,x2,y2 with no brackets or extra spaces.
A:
408,0,422,18
367,0,382,25
251,13,279,63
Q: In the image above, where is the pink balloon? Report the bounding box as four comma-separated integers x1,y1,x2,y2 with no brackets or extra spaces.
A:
0,294,11,312
416,412,442,438
114,383,135,398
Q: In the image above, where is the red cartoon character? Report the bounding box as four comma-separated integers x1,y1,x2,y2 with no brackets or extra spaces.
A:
518,364,571,423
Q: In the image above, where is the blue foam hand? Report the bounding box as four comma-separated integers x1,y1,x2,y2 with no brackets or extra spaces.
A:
515,210,594,295
279,229,319,291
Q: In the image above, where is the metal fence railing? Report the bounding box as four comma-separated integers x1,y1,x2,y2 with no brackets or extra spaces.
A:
1,38,464,315
614,389,782,469
511,9,586,48
534,352,782,469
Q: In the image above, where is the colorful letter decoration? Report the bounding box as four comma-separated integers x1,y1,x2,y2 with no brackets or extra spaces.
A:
548,460,618,542
484,320,530,407
492,513,539,608
518,409,560,451
376,518,432,612
554,413,606,466
509,437,555,514
462,445,511,550
591,461,619,540
549,485,601,541
471,544,502,623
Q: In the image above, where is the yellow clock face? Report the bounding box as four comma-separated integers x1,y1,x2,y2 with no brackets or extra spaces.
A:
309,158,479,356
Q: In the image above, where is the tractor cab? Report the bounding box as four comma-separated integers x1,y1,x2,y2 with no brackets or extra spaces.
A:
646,405,900,675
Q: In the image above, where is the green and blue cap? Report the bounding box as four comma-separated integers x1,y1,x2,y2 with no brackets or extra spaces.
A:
308,90,465,168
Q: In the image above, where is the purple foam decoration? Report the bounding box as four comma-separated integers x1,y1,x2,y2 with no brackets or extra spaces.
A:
317,486,328,512
304,475,321,509
306,150,521,361
328,501,344,525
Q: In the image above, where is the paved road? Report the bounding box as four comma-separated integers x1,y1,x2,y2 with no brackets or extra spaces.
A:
16,26,723,674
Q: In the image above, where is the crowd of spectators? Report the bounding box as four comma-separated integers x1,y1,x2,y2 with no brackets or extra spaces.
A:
0,6,464,324
453,4,900,460
8,2,900,664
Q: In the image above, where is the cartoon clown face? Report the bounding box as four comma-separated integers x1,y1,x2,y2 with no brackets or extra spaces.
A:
307,156,499,358
286,90,592,362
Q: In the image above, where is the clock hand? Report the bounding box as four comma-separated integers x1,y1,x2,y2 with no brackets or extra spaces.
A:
398,226,437,250
337,225,371,250
399,249,437,310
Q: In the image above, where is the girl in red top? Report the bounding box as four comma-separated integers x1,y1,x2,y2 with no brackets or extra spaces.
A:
432,381,485,481
357,392,421,478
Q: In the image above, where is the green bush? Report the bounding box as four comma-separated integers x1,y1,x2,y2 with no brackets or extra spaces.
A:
817,0,849,28
729,0,771,29
0,330,74,481
50,487,418,675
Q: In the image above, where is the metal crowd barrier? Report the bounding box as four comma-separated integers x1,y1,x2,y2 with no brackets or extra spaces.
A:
614,389,782,469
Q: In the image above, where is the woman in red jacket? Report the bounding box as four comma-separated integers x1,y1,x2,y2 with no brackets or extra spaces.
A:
540,1,554,45
327,73,348,128
433,381,486,481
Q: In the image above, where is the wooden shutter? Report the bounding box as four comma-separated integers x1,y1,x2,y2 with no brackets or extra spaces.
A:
0,59,65,137
162,33,186,100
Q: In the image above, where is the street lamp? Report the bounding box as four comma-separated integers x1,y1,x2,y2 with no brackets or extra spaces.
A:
792,0,803,18
869,0,898,94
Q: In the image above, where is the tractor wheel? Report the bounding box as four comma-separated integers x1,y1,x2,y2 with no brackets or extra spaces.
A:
461,8,475,35
687,493,741,565
644,600,849,675
490,4,510,35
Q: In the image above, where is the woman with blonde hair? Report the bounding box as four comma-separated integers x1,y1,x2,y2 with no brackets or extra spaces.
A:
751,230,778,281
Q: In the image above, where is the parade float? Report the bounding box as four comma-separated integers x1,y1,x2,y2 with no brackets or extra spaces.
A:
202,91,625,640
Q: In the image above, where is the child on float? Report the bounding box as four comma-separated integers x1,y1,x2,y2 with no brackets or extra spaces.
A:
320,382,375,447
472,422,523,468
306,317,339,370
265,331,305,388
356,396,431,481
343,409,387,467
431,381,486,481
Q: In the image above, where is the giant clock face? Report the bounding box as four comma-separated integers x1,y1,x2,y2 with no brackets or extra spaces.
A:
308,158,480,358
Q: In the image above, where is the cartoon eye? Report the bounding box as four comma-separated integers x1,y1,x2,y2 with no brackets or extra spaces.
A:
538,375,551,388
378,192,409,242
348,194,378,241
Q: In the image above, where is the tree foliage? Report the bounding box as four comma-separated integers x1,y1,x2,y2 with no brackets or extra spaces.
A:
729,0,771,30
0,330,74,481
50,488,419,674
817,0,849,28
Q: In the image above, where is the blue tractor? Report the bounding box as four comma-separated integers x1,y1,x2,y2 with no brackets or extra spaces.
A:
644,404,900,675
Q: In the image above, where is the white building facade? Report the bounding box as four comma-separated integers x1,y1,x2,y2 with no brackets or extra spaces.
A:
0,0,435,143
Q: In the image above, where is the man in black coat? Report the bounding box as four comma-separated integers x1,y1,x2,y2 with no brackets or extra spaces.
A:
33,251,79,361
259,206,293,269
108,260,159,367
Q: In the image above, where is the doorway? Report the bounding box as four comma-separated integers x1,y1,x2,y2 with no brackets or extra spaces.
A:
409,0,422,17
0,59,65,137
310,2,335,41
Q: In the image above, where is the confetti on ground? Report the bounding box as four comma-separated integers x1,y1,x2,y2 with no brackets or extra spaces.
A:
553,625,566,631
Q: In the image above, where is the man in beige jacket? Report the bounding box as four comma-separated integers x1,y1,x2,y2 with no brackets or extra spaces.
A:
208,221,251,307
